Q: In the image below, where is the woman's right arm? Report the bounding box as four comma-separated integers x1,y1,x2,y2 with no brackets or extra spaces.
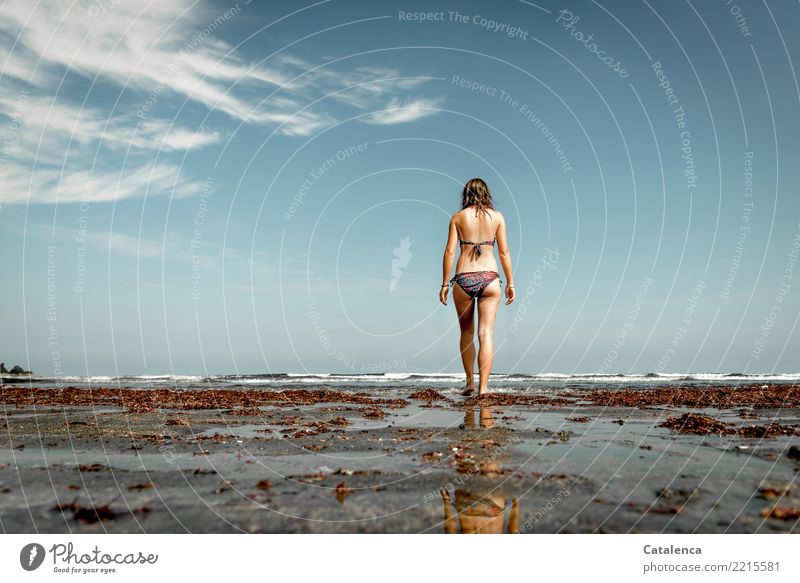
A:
496,212,515,304
439,216,459,305
440,488,458,534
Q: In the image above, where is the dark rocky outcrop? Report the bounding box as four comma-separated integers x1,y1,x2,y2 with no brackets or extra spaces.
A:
0,363,32,375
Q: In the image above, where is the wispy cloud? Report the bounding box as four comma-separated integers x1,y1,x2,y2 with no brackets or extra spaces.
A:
0,0,442,131
0,0,444,205
20,222,167,257
0,92,222,155
360,97,445,125
1,158,206,205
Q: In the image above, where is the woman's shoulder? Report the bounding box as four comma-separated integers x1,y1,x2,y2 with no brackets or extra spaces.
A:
453,206,502,221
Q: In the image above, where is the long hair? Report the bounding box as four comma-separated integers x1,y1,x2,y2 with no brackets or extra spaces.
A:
461,177,494,216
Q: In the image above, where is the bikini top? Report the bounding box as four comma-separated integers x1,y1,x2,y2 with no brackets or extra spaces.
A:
458,237,496,257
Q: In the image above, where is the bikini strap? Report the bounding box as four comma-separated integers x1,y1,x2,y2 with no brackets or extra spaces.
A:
459,239,494,246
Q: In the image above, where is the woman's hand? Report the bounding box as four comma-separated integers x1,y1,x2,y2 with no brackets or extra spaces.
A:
505,285,515,305
439,285,449,305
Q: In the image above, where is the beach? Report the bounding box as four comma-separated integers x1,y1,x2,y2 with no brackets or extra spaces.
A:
1,382,799,533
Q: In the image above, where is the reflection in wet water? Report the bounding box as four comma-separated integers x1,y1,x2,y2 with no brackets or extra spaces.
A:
440,404,519,533
440,486,519,534
463,404,496,429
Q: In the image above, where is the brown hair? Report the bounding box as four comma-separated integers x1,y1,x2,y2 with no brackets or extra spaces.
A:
461,177,494,216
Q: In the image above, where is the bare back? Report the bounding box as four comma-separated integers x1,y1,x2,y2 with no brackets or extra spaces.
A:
453,207,502,273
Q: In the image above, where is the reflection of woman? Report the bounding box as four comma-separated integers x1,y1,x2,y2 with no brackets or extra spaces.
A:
463,404,495,429
440,487,519,534
439,178,514,396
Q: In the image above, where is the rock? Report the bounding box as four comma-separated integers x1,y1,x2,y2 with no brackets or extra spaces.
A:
2,364,32,375
788,445,800,460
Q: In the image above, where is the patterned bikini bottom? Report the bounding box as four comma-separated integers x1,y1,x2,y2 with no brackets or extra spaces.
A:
450,271,501,298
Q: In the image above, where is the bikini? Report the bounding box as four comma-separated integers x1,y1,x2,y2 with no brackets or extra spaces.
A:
449,237,501,298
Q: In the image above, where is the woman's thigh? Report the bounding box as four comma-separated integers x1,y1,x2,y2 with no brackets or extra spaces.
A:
452,283,475,331
476,279,502,331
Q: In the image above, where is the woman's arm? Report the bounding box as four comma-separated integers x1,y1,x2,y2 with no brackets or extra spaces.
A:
507,497,520,533
439,216,459,305
440,488,458,534
496,212,515,304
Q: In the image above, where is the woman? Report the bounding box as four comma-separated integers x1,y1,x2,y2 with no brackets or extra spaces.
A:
439,178,514,396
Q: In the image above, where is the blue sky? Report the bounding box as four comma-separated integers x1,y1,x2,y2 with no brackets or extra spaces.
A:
1,0,799,376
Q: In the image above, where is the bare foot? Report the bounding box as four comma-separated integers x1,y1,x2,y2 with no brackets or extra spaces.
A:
478,388,490,397
461,378,476,396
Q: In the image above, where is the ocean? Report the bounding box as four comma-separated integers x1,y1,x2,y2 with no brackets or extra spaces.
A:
3,372,799,395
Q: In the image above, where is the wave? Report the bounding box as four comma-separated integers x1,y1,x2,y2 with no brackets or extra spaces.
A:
8,371,800,389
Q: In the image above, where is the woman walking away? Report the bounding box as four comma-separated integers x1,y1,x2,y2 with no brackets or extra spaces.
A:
439,178,514,396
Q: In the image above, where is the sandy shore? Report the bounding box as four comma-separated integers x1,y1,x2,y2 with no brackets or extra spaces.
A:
1,384,799,533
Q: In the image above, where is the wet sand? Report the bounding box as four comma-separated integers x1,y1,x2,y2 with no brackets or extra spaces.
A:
1,384,799,533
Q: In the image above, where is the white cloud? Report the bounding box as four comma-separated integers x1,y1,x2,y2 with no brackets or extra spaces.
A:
0,0,445,205
360,97,445,125
0,92,222,155
19,222,166,257
1,159,205,205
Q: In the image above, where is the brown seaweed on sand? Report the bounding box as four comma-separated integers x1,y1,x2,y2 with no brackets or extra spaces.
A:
736,423,800,438
362,407,385,419
287,472,326,483
656,486,701,504
760,505,800,520
659,413,800,437
334,482,351,503
463,394,575,407
658,413,734,435
52,500,117,524
0,386,407,412
581,384,800,409
421,451,444,463
409,388,446,401
756,481,798,500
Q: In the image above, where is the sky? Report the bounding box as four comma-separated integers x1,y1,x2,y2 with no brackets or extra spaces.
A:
1,0,799,376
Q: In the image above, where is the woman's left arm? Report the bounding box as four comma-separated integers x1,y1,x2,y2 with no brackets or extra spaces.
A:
439,216,458,305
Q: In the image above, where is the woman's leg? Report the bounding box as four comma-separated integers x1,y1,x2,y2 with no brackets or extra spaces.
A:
479,405,495,428
452,283,476,393
476,279,502,394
